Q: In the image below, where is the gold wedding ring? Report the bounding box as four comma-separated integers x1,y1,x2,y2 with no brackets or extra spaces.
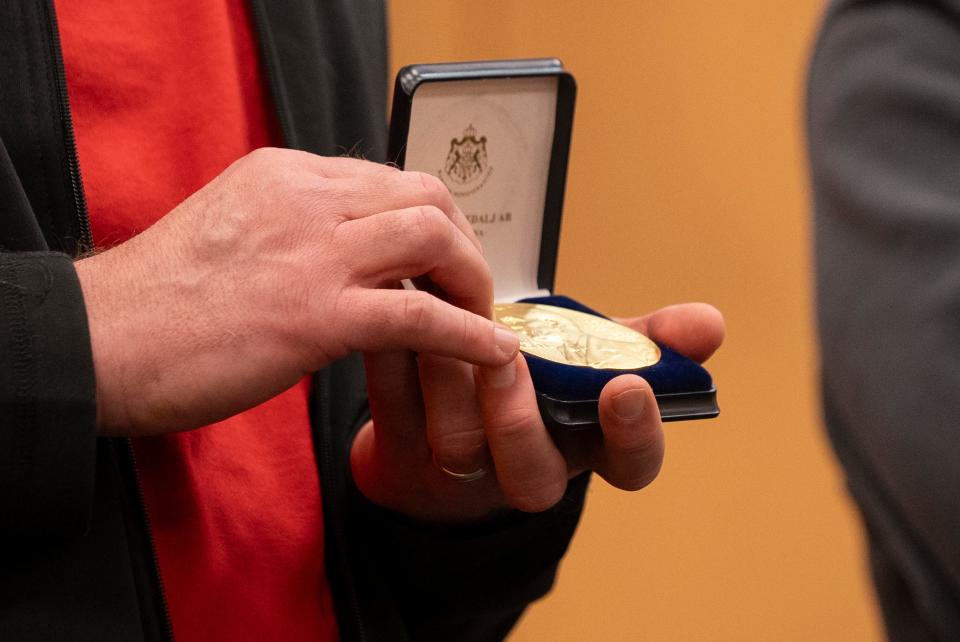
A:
493,303,661,370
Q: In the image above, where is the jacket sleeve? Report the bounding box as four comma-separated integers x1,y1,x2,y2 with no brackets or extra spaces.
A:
0,137,97,540
348,461,589,642
809,1,960,636
0,251,97,539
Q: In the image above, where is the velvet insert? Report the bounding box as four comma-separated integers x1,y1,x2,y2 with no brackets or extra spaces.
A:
516,295,714,401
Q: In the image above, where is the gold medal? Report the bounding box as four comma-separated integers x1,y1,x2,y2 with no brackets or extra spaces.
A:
493,303,661,370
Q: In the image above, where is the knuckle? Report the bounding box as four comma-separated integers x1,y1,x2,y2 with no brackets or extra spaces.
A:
490,407,539,445
507,478,566,513
402,291,435,333
413,206,453,246
296,178,341,214
242,147,303,195
432,426,486,469
609,426,662,463
475,261,494,297
457,310,473,351
414,171,451,205
614,434,659,461
602,442,664,491
245,146,275,164
244,146,284,173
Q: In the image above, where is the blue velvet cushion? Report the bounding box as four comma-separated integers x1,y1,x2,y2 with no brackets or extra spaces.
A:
516,295,714,401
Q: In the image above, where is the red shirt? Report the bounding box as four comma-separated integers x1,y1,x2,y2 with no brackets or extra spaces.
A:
55,1,338,640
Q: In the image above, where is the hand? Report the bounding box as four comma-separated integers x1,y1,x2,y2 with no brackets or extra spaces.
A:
351,302,724,523
74,148,518,436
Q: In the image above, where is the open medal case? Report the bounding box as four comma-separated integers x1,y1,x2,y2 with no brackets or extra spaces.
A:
388,59,718,429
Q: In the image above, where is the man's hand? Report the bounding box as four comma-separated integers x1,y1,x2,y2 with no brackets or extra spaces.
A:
351,303,724,523
75,148,518,436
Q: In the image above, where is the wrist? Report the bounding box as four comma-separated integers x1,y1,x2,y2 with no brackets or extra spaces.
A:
74,253,133,435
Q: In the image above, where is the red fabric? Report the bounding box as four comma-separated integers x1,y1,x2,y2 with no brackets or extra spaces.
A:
55,2,338,640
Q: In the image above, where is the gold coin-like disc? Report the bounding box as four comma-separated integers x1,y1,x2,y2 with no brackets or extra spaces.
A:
493,302,661,370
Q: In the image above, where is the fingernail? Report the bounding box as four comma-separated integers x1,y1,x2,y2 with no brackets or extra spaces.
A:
612,388,646,421
482,360,517,389
494,325,519,359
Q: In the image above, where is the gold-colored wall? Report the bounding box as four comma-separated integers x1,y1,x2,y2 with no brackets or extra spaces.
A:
389,2,883,640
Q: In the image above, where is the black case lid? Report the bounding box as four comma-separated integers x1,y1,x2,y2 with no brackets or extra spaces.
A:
388,58,576,297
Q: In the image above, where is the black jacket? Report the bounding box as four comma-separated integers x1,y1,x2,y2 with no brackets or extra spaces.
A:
0,1,588,640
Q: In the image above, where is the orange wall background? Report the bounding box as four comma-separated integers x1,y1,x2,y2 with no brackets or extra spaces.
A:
389,2,882,640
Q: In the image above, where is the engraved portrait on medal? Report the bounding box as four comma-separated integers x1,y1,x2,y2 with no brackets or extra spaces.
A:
494,303,661,370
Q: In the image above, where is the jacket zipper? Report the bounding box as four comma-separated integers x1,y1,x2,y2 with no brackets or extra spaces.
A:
45,3,173,640
43,0,92,254
122,439,177,642
316,372,368,642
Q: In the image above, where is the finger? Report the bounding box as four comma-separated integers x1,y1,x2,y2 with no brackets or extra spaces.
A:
369,171,480,254
247,149,479,250
363,350,427,453
420,355,490,475
338,289,518,366
476,356,568,512
594,375,664,491
334,205,492,316
319,170,482,253
618,303,725,363
351,350,428,503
